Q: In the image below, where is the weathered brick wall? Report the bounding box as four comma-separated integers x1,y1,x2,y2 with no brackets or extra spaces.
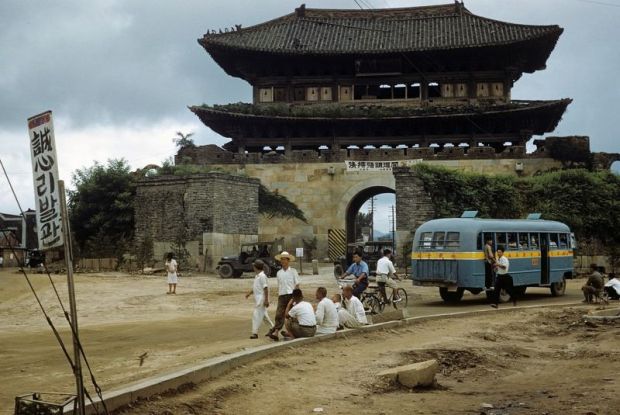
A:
393,167,435,264
134,173,259,250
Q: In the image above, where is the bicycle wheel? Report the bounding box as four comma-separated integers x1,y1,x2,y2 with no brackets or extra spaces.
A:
362,294,382,314
392,288,408,310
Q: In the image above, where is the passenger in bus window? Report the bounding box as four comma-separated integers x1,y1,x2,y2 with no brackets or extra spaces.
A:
484,237,496,289
490,246,517,308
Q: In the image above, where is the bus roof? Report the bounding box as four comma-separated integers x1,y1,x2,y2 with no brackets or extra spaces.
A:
415,218,571,234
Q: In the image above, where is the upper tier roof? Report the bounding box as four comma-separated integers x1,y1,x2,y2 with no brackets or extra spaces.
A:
199,3,562,57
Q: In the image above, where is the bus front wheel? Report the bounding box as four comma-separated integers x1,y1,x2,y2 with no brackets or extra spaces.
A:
550,278,566,297
439,287,464,303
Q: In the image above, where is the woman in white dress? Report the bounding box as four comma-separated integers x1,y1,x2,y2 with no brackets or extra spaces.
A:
165,253,178,294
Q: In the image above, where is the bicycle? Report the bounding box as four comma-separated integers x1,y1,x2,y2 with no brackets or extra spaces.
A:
359,284,408,314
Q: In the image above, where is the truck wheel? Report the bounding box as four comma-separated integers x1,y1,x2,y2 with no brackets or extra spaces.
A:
550,278,566,297
218,263,234,279
334,264,343,278
439,287,464,303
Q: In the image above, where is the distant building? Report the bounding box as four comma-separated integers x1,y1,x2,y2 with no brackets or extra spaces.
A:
0,210,37,266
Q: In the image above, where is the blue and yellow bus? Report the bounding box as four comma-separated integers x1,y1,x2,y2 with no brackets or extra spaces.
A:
411,212,574,303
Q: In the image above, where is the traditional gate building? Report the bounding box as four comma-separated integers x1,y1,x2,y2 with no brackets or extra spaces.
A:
173,3,577,262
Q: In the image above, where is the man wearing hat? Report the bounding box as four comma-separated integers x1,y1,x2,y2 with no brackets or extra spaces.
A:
267,251,300,341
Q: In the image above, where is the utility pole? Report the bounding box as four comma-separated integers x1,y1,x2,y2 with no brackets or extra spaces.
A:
59,180,86,415
390,205,396,253
369,196,376,241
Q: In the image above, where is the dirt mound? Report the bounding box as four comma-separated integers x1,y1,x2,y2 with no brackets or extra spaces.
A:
399,348,486,376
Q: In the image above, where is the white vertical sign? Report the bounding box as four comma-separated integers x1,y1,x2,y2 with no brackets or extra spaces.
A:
27,111,64,250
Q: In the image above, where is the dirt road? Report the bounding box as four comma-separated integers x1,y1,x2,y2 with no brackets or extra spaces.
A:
0,266,590,413
118,307,620,415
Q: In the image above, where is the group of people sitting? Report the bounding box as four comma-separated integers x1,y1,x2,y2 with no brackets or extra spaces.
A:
245,251,371,341
581,263,620,303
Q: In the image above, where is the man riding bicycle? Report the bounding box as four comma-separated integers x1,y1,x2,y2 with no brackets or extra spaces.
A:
376,249,401,304
340,250,369,298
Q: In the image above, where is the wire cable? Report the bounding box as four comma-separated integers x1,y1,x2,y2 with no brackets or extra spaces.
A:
1,158,108,414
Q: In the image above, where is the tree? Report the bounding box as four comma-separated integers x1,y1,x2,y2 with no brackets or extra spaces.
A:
258,184,307,222
172,131,195,148
68,159,136,262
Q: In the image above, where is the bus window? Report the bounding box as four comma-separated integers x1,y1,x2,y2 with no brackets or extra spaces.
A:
549,233,559,248
507,233,518,250
446,232,460,248
559,233,568,249
518,233,529,250
497,233,507,249
432,232,446,249
529,233,539,248
477,233,483,250
419,232,432,249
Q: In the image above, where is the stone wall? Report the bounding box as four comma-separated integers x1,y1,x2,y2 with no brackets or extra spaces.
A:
194,157,562,262
135,173,260,270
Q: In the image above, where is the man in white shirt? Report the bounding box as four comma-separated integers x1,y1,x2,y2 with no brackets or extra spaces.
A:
375,249,401,304
283,288,316,338
342,285,368,325
490,246,516,308
267,251,300,341
314,287,339,335
245,260,274,339
604,273,620,300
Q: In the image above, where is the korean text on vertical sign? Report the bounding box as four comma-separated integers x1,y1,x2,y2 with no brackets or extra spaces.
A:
27,111,64,250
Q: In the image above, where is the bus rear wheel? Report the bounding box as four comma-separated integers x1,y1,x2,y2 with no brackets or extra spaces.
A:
439,287,464,303
550,278,566,297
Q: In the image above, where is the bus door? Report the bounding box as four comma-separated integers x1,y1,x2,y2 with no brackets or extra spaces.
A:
540,233,550,285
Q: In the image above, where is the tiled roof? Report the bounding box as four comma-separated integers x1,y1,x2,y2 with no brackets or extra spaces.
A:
199,3,562,55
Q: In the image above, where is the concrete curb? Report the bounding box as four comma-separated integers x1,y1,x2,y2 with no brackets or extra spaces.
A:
85,301,584,414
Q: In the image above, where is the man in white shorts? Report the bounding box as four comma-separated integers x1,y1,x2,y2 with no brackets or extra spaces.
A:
375,249,400,304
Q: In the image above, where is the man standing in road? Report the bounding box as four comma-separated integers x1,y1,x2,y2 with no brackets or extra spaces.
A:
314,287,339,335
267,251,300,341
245,260,274,339
376,249,401,304
491,246,516,308
484,237,496,290
341,250,369,299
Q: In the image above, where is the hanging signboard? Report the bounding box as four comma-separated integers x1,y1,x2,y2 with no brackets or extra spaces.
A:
27,111,64,250
344,159,423,172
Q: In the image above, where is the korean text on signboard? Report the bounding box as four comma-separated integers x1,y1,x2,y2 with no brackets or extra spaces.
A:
344,159,423,172
27,111,64,250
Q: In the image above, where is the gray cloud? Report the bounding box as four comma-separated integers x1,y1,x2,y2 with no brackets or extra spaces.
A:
0,0,618,213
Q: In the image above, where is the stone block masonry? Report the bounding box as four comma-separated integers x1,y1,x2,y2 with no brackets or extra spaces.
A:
135,173,259,270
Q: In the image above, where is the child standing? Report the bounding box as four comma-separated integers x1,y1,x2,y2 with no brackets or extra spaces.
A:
245,260,274,339
165,253,178,294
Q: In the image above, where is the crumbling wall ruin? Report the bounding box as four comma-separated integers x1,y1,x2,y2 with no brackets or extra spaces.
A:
134,173,259,270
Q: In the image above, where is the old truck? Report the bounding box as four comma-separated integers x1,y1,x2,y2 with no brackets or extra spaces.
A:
216,238,284,278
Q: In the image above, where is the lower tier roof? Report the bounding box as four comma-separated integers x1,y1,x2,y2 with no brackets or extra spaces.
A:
190,99,571,147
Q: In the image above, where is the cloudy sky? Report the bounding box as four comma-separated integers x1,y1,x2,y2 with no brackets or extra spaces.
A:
1,0,619,228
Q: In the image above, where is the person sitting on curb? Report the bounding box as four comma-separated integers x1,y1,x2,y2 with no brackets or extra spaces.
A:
332,293,359,329
582,263,604,303
282,288,316,339
604,273,620,300
342,285,368,325
315,287,339,335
